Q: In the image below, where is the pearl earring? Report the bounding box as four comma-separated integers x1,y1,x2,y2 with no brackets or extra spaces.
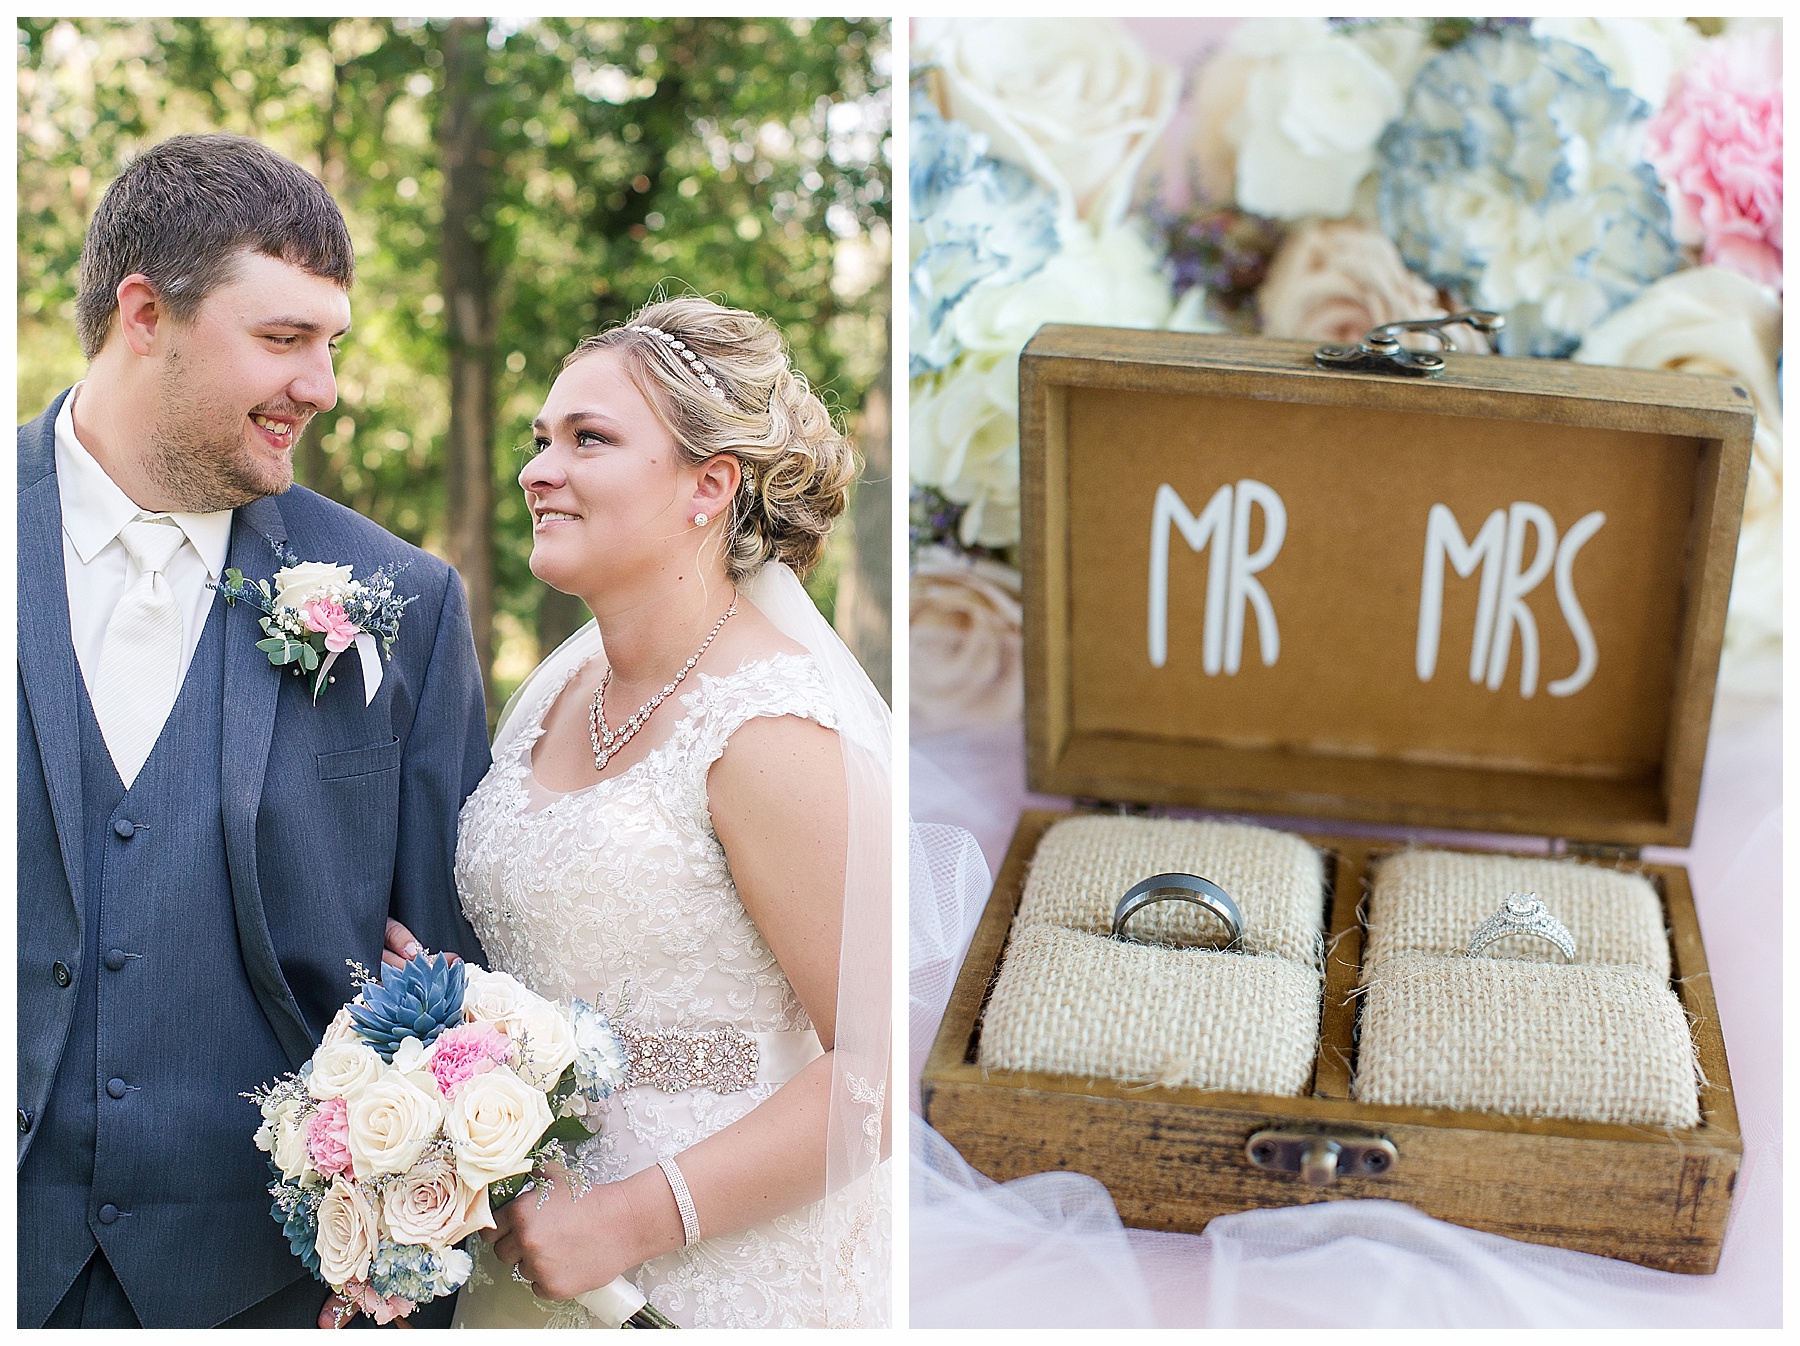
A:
694,512,708,527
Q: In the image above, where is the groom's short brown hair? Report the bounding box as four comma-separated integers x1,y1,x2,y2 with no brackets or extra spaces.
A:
75,133,355,359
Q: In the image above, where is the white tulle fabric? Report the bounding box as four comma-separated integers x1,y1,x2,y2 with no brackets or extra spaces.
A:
909,683,1778,1328
455,561,890,1328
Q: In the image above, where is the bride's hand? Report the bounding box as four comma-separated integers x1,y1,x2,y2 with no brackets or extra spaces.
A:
482,1166,683,1302
382,917,462,969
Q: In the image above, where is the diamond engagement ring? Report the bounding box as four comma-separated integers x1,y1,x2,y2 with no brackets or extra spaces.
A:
1466,892,1576,961
1112,872,1244,949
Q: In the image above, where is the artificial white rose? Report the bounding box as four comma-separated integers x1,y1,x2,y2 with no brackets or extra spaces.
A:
346,1071,444,1178
460,968,577,1089
272,561,354,612
380,1152,495,1246
910,549,1025,735
314,1176,380,1288
320,1006,359,1047
1573,266,1782,668
1531,18,1701,113
444,1065,553,1187
306,1040,385,1103
1192,19,1403,221
255,1093,312,1182
911,353,1024,551
916,18,1178,229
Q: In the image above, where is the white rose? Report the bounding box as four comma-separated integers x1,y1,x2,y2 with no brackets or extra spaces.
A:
1531,18,1701,113
1573,266,1782,666
380,1152,495,1246
951,222,1173,356
255,1093,312,1182
911,353,1023,551
320,1006,359,1047
272,560,354,611
1192,19,1402,221
916,18,1178,229
314,1176,379,1289
1257,220,1489,351
307,1040,385,1103
461,968,577,1089
345,1070,444,1178
445,1065,553,1187
910,548,1025,736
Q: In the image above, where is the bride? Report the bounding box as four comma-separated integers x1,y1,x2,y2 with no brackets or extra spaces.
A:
390,296,888,1328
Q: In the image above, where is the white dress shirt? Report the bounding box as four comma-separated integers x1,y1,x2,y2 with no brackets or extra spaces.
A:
56,384,236,698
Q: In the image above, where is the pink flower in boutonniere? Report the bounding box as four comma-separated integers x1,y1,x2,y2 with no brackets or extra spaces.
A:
302,597,360,654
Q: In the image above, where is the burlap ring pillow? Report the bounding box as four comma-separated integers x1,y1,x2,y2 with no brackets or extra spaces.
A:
978,817,1325,1096
1355,850,1700,1128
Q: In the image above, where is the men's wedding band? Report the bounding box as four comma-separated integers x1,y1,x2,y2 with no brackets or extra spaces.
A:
1112,872,1244,949
1466,892,1576,961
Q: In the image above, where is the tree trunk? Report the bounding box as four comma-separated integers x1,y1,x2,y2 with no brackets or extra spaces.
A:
438,17,497,713
834,308,892,703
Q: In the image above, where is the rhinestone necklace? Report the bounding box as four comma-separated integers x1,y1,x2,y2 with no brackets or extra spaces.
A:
589,593,738,771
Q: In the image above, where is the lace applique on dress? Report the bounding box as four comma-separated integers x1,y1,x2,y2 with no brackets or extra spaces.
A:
450,652,840,1329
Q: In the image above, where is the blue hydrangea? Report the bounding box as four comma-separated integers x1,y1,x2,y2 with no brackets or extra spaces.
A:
909,86,1059,377
369,1240,470,1304
1377,27,1680,357
569,998,629,1102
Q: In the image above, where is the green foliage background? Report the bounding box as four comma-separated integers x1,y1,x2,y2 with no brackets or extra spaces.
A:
18,16,891,704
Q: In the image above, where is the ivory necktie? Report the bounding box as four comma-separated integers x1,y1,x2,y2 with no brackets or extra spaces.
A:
91,515,188,788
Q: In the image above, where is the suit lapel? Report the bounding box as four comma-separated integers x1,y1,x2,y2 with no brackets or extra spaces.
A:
17,398,88,910
219,493,314,1066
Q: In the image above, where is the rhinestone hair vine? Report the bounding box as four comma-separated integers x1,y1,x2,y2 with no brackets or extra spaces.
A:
629,324,730,404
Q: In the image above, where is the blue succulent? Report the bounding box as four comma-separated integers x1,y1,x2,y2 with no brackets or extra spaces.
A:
348,951,466,1062
271,1182,323,1280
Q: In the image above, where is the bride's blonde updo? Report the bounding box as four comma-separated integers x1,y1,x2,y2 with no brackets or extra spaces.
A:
564,295,859,581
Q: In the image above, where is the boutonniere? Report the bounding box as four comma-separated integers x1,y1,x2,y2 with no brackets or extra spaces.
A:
215,540,415,703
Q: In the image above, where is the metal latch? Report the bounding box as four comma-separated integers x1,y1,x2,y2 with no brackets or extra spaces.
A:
1314,311,1504,377
1245,1128,1397,1186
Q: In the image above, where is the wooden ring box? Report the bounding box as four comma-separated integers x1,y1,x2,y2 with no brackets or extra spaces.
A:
920,327,1754,1273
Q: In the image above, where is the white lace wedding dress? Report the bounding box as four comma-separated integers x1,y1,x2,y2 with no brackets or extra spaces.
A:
449,649,840,1329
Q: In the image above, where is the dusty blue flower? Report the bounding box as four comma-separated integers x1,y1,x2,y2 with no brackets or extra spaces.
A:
1378,27,1680,356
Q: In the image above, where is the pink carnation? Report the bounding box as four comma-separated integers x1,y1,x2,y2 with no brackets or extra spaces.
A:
305,1097,354,1178
1647,32,1783,291
301,597,360,654
428,1021,515,1099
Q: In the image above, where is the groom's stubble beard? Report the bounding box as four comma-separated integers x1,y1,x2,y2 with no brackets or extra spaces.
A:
147,345,304,511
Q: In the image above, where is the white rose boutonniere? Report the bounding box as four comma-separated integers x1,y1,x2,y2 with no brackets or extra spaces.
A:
916,18,1178,230
271,560,355,612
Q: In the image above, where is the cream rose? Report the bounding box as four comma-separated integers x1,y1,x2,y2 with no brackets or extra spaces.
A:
910,549,1025,736
1573,266,1782,665
346,1071,443,1178
381,1152,495,1246
314,1177,380,1288
916,18,1177,229
320,1005,359,1047
911,353,1023,551
1192,19,1402,221
444,1065,552,1187
255,1093,312,1182
460,967,577,1089
1258,221,1489,351
272,561,354,612
307,1040,385,1103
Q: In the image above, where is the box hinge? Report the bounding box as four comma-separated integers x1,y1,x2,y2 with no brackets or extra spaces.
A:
1072,797,1154,817
1245,1128,1396,1186
1553,840,1644,863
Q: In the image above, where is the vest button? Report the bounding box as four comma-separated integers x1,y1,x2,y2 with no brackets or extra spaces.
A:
52,962,72,988
106,1078,128,1099
17,1109,31,1134
98,1204,120,1225
105,949,128,972
113,819,136,839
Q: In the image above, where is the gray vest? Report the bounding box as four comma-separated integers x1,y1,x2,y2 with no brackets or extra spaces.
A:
18,599,304,1326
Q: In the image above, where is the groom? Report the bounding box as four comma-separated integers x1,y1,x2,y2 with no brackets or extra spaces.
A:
17,134,489,1327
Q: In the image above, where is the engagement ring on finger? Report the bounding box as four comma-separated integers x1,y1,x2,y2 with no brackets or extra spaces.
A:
1112,872,1244,949
1466,892,1576,961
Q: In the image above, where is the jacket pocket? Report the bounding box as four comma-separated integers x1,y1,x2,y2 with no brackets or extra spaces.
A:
316,736,402,780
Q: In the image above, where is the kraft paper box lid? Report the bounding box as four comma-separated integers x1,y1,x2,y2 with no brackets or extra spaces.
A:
1017,326,1754,848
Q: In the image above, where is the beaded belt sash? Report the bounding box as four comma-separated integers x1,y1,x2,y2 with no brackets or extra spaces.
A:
619,1025,763,1094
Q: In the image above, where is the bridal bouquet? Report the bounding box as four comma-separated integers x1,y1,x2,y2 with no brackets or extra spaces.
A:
250,952,673,1327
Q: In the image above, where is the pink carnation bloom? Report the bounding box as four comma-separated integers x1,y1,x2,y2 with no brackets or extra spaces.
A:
306,1097,354,1179
345,1279,415,1326
1647,33,1783,291
428,1021,515,1099
301,597,360,654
